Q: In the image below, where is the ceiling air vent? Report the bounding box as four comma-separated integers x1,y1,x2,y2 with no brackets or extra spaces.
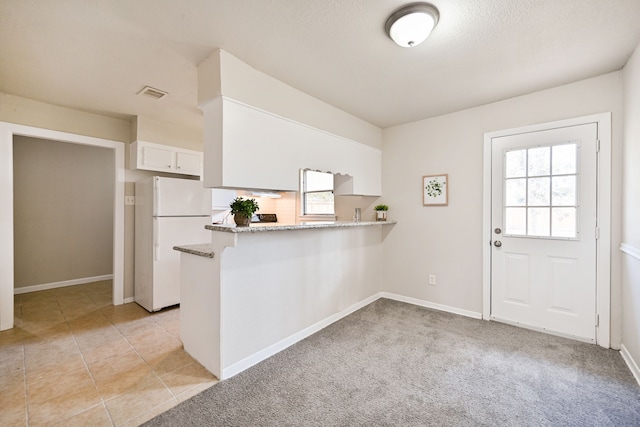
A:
138,86,168,100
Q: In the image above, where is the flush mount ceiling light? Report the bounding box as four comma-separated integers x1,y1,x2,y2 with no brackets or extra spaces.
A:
385,2,439,48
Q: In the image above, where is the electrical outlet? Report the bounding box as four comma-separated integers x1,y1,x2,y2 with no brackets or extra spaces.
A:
124,196,135,206
428,274,436,286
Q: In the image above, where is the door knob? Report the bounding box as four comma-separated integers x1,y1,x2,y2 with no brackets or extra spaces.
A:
494,240,502,248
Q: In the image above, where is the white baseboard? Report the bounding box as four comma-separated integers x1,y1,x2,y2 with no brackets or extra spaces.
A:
14,275,114,294
620,344,640,386
380,292,483,319
221,292,483,380
221,293,380,380
123,297,135,304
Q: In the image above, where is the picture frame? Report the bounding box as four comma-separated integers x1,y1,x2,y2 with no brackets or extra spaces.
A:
423,174,448,206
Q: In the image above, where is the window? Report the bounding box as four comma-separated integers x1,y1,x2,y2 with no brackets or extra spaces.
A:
504,143,579,239
301,170,334,215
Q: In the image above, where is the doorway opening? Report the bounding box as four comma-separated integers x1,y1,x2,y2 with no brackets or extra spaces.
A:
13,136,115,300
0,121,125,331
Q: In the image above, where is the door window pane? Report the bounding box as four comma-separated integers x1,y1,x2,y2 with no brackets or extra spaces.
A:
528,208,550,236
552,144,577,175
552,208,577,238
505,179,526,206
528,177,550,206
528,147,550,177
552,176,576,206
503,142,579,239
505,150,526,178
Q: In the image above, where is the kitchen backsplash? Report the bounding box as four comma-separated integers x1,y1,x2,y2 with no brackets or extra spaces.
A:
237,191,297,225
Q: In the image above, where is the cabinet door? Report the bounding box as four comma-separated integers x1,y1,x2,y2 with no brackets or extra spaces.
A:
141,145,174,172
175,151,201,175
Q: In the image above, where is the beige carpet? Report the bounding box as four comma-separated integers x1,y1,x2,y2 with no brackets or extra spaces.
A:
145,299,640,426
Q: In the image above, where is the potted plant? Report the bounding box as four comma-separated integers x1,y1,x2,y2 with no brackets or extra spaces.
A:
374,204,389,221
229,197,260,227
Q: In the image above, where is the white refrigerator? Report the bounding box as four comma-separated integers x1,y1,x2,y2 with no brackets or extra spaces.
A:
135,176,212,312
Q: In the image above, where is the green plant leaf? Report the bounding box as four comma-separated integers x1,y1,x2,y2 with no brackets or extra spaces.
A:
229,197,260,216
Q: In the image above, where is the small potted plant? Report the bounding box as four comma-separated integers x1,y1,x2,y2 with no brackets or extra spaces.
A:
229,197,260,227
374,204,389,221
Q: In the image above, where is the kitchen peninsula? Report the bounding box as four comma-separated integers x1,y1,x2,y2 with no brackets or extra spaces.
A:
174,220,395,380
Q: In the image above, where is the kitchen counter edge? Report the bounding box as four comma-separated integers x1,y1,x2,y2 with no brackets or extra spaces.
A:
205,220,397,234
173,243,215,258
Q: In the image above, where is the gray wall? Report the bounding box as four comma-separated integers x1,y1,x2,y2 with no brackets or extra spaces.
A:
382,72,624,346
621,43,640,372
13,136,114,288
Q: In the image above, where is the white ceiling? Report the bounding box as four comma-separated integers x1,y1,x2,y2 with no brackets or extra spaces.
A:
2,0,640,131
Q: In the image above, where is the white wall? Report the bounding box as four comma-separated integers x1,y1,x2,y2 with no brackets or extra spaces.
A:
0,93,131,142
221,228,383,368
621,43,640,372
133,116,202,152
382,73,624,343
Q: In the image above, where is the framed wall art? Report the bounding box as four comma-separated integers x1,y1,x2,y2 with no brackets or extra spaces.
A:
423,174,448,206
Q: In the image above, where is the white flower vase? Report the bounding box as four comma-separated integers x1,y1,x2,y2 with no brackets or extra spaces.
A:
376,211,387,221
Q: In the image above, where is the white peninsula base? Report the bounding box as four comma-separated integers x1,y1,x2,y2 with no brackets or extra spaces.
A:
175,221,395,380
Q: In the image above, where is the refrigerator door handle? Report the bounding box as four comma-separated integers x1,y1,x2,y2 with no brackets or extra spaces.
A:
153,218,160,261
153,177,160,216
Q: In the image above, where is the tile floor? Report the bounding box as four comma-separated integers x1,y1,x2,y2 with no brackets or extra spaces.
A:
0,281,218,426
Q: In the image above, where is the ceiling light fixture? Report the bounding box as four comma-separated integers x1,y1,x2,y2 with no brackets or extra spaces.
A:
385,2,439,48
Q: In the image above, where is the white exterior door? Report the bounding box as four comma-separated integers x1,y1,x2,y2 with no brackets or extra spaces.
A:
490,123,598,342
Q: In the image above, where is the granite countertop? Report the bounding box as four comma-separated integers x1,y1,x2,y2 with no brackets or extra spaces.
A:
205,220,397,234
175,222,396,257
173,243,215,258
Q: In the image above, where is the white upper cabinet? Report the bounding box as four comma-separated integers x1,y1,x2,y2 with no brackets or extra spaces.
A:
131,141,203,176
201,97,382,195
175,151,201,175
136,143,173,170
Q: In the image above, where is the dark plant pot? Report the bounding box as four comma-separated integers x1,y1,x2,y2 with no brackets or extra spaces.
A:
234,213,251,227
